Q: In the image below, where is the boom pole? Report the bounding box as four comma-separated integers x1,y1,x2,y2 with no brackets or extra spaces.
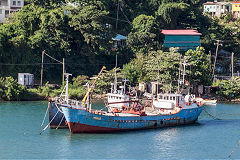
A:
82,66,106,107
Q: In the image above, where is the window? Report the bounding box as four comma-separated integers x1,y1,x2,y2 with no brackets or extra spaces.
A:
0,1,1,6
0,9,2,14
13,1,16,5
17,1,21,6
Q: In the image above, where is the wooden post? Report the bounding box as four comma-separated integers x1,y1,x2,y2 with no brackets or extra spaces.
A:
209,50,212,71
232,52,234,79
212,40,222,80
62,58,65,85
40,50,45,86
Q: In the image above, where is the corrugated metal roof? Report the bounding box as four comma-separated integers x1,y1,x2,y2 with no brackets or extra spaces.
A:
112,34,127,40
203,2,216,5
161,30,202,36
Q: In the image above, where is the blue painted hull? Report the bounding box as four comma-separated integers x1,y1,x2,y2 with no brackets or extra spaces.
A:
49,102,67,128
61,106,203,133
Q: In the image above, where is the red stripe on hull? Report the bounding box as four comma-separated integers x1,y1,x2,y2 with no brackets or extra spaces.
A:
67,122,124,133
67,119,198,133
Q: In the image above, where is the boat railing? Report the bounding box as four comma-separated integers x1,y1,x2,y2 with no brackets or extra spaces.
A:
52,97,82,106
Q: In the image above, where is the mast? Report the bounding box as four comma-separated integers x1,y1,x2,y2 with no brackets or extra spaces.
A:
64,73,72,104
114,54,118,93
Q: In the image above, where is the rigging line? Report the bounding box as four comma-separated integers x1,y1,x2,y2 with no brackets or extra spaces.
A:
228,140,240,158
56,115,65,130
40,109,60,135
203,107,222,120
44,52,63,64
41,103,50,127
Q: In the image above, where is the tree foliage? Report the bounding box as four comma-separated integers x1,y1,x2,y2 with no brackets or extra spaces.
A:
214,77,240,101
185,47,211,85
0,77,27,100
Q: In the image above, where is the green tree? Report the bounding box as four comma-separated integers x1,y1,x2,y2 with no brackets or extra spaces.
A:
214,77,240,101
0,77,27,100
157,2,189,29
127,14,160,53
185,47,211,85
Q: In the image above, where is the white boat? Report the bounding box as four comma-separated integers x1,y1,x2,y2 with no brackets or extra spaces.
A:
202,99,217,105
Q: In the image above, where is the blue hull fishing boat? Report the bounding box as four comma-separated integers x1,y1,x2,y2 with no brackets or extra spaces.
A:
59,66,204,133
62,103,203,133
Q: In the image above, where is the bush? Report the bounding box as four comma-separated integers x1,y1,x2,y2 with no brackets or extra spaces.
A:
215,77,240,101
0,76,27,101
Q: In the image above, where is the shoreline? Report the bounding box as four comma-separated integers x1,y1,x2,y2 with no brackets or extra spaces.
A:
1,94,240,103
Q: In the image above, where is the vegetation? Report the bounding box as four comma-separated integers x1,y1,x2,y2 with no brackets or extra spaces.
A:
0,0,240,100
213,77,240,101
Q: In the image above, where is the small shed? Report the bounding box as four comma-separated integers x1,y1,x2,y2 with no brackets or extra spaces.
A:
161,30,202,51
112,34,127,48
18,73,34,87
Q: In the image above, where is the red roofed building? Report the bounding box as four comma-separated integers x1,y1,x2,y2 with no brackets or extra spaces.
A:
161,29,202,51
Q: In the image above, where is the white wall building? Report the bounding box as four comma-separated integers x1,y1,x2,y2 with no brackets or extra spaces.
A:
0,0,24,23
203,1,232,17
215,2,232,17
203,2,217,16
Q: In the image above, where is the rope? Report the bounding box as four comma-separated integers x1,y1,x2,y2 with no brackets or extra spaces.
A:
41,103,50,126
228,140,240,158
40,109,59,135
54,103,64,114
203,107,222,120
56,115,65,130
44,52,63,64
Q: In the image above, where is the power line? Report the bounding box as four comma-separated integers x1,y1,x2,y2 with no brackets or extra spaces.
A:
0,62,126,66
44,52,63,64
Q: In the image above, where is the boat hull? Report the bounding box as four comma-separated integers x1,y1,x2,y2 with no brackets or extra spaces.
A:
49,101,68,128
62,106,203,133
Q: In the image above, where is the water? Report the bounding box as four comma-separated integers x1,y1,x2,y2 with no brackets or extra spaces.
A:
0,101,240,159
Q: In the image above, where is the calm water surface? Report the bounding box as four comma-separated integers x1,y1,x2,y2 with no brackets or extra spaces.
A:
0,101,240,159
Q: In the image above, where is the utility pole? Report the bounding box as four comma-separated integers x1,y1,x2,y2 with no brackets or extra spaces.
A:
209,50,212,71
212,40,222,80
182,57,188,84
116,0,120,30
62,58,65,85
231,52,234,79
40,50,45,86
